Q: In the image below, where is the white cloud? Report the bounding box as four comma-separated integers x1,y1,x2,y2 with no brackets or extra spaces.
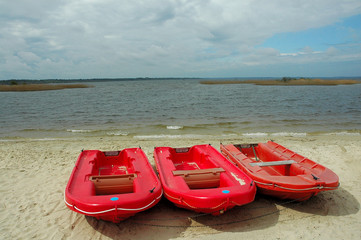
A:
1,0,361,78
280,46,322,57
274,45,361,67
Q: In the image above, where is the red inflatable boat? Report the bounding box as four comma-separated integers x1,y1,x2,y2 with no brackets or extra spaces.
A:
154,144,256,215
220,141,339,201
65,148,162,222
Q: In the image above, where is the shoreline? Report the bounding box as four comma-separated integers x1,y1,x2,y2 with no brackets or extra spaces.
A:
1,134,360,239
0,83,92,92
1,129,360,142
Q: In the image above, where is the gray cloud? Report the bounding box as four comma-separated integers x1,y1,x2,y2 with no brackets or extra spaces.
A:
1,0,361,79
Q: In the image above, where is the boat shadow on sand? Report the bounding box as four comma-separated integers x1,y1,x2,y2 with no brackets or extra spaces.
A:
186,195,281,233
86,196,281,239
191,187,360,234
85,198,191,240
85,187,359,238
283,186,360,216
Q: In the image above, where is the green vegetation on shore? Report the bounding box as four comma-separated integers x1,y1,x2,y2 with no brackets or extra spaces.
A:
0,83,92,92
200,78,361,86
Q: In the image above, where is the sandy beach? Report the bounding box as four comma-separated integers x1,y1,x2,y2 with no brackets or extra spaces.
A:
1,134,360,240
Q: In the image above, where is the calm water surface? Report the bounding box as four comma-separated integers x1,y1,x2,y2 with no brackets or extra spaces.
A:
1,79,360,139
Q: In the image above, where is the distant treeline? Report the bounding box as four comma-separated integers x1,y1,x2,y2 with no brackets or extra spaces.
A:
2,77,361,86
0,84,92,92
0,78,200,85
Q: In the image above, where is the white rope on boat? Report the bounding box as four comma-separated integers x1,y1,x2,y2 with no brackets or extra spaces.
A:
64,189,163,215
254,180,340,191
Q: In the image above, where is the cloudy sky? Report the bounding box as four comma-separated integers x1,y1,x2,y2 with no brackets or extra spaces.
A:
1,0,361,79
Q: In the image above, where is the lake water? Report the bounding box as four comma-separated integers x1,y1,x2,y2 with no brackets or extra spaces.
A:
1,79,360,140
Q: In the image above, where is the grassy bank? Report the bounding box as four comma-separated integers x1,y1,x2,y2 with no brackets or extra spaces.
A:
200,78,361,86
0,84,92,92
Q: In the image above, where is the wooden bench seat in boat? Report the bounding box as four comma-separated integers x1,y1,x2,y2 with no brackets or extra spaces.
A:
172,168,225,189
90,173,136,195
249,160,295,167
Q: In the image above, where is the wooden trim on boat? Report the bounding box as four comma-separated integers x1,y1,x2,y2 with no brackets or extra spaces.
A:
172,168,225,176
249,160,295,167
173,168,225,189
90,174,137,195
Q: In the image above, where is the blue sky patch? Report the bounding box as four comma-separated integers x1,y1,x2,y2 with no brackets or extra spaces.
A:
260,14,361,53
